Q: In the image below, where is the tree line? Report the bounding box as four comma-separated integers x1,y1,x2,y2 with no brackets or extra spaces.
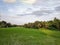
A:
0,21,17,28
23,18,60,30
0,18,60,30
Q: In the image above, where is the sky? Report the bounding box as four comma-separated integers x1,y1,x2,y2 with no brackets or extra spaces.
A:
0,0,60,25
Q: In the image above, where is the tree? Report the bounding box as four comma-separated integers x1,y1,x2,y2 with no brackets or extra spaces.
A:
23,18,60,30
0,21,12,28
0,21,7,28
53,18,60,30
6,23,12,27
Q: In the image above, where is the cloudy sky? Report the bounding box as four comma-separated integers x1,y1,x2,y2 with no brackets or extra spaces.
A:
0,0,60,25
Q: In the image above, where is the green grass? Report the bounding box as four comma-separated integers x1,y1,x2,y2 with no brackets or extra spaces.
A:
0,27,60,45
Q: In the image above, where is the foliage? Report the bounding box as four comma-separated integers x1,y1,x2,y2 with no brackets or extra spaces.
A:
0,18,60,30
0,27,60,45
0,21,17,28
23,18,60,30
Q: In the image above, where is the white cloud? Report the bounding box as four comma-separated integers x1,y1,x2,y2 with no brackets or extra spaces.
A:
34,0,60,7
1,0,60,25
7,6,27,15
8,8,14,12
1,13,60,25
21,0,36,5
3,0,16,3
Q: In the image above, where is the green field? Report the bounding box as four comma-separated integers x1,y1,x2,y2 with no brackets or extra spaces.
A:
0,27,60,45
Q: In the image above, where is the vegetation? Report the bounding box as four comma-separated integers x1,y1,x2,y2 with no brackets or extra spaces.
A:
0,18,60,45
23,18,60,30
0,27,60,45
0,21,17,28
0,18,60,30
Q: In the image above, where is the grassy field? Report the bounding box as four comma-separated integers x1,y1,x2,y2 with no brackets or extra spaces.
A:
0,27,60,45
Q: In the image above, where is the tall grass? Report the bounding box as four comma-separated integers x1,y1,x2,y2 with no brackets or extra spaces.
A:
0,27,60,45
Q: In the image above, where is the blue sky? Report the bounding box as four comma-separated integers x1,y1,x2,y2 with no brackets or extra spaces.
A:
0,0,60,25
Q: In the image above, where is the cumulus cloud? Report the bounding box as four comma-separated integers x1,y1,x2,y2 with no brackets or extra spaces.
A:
17,9,54,17
31,9,53,16
3,0,16,3
1,0,60,25
34,0,60,7
55,6,60,12
21,0,36,4
36,13,60,21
